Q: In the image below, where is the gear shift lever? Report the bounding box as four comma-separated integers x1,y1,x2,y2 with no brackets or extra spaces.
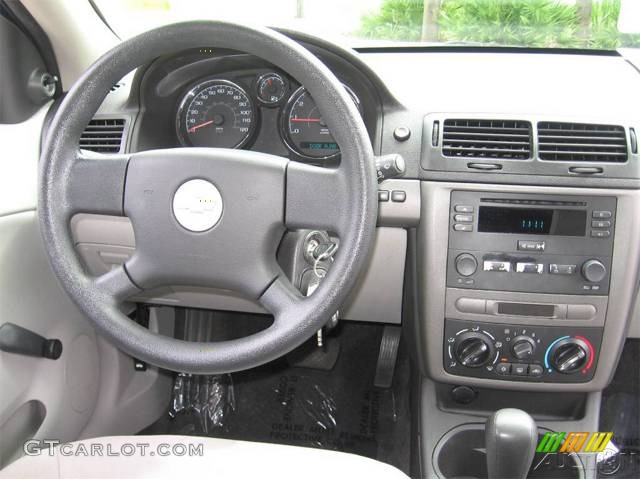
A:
485,408,537,479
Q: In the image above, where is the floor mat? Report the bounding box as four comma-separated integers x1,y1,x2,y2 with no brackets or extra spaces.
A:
598,339,640,478
141,321,411,475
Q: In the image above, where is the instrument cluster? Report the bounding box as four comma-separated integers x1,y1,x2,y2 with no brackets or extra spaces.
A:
175,71,361,161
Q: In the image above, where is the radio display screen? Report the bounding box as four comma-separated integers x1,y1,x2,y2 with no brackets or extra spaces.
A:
478,206,586,236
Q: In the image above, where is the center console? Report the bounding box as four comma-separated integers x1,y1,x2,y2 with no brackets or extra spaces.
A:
444,192,613,384
413,180,640,478
416,182,640,392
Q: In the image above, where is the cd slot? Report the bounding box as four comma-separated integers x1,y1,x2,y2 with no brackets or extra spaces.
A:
453,297,598,321
495,302,555,317
486,300,565,319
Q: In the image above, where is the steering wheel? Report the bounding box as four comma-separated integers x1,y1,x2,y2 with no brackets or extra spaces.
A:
39,22,377,374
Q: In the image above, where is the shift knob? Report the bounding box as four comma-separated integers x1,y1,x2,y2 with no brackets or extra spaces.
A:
485,408,537,479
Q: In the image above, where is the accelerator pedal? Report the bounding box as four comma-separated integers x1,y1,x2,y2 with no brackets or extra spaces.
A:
374,325,401,388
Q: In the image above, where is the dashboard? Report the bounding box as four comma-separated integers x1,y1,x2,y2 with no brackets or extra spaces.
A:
74,31,640,394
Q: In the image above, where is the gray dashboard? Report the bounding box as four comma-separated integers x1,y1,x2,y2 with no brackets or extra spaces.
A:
68,32,640,392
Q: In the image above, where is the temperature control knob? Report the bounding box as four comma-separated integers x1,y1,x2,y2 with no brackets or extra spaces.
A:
549,338,590,374
511,336,536,360
454,331,495,368
581,259,606,283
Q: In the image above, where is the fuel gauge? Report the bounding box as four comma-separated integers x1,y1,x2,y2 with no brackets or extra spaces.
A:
256,73,287,106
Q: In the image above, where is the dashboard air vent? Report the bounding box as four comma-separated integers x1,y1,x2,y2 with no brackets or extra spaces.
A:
537,122,627,162
79,118,126,153
442,119,532,160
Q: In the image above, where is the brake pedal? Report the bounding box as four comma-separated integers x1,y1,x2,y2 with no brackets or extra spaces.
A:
374,325,401,388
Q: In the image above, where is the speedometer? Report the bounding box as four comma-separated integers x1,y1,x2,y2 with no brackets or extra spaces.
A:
177,80,255,148
281,86,361,160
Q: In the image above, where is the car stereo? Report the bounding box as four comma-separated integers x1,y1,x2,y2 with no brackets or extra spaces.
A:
446,192,616,295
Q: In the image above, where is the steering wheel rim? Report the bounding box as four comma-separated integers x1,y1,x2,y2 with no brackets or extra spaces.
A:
39,21,377,374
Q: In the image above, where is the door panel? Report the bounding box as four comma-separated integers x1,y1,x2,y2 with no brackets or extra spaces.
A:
0,211,100,466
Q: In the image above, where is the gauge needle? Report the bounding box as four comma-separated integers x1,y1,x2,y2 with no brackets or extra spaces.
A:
188,120,214,133
290,118,322,122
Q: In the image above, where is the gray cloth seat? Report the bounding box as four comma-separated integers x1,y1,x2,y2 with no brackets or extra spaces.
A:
1,435,409,478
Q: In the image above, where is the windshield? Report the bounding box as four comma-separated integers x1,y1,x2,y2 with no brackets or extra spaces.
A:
94,0,640,50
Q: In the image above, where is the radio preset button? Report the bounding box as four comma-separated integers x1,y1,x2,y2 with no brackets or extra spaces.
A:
454,224,473,232
593,210,612,219
549,264,576,275
515,262,544,274
483,260,511,272
592,220,611,229
455,205,474,213
517,240,545,252
454,214,473,223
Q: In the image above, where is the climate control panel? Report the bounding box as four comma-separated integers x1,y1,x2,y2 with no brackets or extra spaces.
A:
444,319,602,383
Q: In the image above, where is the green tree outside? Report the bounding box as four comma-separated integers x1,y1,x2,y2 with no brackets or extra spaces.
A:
359,0,640,49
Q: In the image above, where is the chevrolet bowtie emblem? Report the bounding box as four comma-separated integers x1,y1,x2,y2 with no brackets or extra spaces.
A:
173,179,223,232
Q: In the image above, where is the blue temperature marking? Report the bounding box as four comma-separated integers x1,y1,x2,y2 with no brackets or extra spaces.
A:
544,336,570,369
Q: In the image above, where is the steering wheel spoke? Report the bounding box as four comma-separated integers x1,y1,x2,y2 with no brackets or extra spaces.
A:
94,264,140,303
258,275,305,318
285,162,349,235
66,152,129,216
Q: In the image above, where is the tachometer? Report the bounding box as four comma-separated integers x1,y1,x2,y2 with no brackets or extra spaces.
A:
281,86,360,160
177,79,255,148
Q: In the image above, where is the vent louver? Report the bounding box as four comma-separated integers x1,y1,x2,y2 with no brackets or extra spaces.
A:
79,119,126,153
442,119,532,160
537,122,627,162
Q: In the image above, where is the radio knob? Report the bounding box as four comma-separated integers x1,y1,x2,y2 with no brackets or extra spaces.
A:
511,336,536,360
581,259,606,283
454,331,495,368
455,254,478,277
549,338,590,374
